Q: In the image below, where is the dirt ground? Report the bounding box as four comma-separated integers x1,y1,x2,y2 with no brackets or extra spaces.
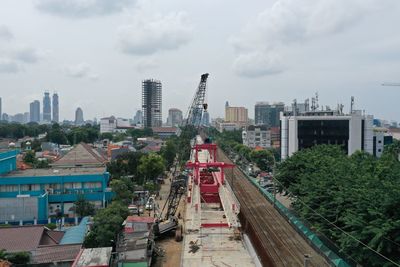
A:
152,172,186,267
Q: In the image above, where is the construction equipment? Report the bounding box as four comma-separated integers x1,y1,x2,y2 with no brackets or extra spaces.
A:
152,177,186,240
183,73,209,127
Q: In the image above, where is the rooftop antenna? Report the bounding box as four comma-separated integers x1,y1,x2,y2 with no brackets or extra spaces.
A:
305,98,310,112
315,92,319,111
293,99,297,116
350,96,354,114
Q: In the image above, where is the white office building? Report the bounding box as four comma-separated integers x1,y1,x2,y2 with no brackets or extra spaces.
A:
242,125,271,149
281,110,374,160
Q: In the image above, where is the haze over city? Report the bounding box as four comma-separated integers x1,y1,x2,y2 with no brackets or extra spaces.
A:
1,0,400,121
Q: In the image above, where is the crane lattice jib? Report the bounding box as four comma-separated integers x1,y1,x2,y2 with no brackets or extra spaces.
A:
184,73,209,127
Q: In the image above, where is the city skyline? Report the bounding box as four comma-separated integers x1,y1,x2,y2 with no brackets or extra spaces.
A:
1,1,400,122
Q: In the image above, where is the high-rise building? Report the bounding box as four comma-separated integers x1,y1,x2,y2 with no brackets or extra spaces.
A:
75,107,84,125
43,92,51,122
281,109,374,160
167,108,183,126
133,110,143,125
30,100,40,123
0,97,2,120
255,102,285,127
142,79,162,128
23,112,30,124
202,111,210,126
225,106,248,124
52,93,59,123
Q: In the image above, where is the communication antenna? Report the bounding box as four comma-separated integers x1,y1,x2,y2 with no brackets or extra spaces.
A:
350,96,354,114
315,92,319,110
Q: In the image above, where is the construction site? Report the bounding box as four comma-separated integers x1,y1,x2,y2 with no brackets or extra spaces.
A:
147,73,350,267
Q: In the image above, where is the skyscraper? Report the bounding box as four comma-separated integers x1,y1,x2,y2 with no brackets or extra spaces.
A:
142,79,162,128
202,110,210,126
30,100,40,123
255,102,284,127
52,93,59,123
0,97,2,120
75,107,84,125
133,110,143,125
167,108,183,126
43,92,51,122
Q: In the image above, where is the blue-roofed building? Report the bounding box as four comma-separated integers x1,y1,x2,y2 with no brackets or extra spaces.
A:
60,217,90,245
0,144,113,224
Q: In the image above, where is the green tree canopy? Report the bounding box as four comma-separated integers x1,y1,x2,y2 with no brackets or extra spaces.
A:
83,201,129,248
249,149,275,172
74,195,95,217
138,153,165,184
275,144,400,266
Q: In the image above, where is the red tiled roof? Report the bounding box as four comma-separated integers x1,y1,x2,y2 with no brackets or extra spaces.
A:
52,143,107,167
0,226,44,252
31,244,82,264
125,216,155,223
0,226,65,253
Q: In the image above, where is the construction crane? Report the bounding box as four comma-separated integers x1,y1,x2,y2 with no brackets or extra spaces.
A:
183,73,209,127
152,177,186,241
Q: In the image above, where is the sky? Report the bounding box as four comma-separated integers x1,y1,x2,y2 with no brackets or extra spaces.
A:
1,0,400,122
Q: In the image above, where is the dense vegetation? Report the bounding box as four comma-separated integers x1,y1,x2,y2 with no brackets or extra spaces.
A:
275,141,400,266
0,249,30,265
210,128,277,171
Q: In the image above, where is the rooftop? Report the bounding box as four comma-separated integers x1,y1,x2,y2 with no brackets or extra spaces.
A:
31,244,82,264
125,216,155,224
0,225,64,253
72,247,112,267
0,167,105,178
52,143,107,168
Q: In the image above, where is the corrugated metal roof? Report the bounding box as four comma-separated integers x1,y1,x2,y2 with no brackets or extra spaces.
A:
59,217,89,245
31,244,82,264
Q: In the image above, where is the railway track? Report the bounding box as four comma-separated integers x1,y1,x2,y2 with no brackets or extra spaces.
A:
217,148,329,267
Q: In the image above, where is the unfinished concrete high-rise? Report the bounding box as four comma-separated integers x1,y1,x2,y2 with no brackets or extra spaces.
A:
142,79,162,128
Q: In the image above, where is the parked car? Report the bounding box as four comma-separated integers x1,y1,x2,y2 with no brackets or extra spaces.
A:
145,196,155,210
128,205,143,215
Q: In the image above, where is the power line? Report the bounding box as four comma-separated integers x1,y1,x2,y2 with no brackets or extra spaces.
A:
273,177,400,267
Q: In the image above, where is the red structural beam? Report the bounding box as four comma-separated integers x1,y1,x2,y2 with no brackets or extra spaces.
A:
186,161,235,185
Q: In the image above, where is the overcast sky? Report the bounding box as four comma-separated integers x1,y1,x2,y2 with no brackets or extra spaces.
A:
1,0,400,122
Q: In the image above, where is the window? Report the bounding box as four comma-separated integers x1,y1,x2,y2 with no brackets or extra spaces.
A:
0,185,18,192
378,140,382,144
378,149,382,152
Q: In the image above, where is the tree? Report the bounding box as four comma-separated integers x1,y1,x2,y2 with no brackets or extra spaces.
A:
0,250,30,265
48,123,68,144
110,178,134,204
138,153,165,184
275,144,400,266
83,201,129,248
161,138,177,169
23,151,37,165
74,195,95,217
250,149,275,172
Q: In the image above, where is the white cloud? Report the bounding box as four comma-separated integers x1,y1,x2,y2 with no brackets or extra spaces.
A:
0,25,13,41
117,12,192,55
65,62,99,80
232,0,389,78
0,27,44,74
134,57,159,72
233,51,284,77
12,45,44,63
35,0,136,18
0,58,20,73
